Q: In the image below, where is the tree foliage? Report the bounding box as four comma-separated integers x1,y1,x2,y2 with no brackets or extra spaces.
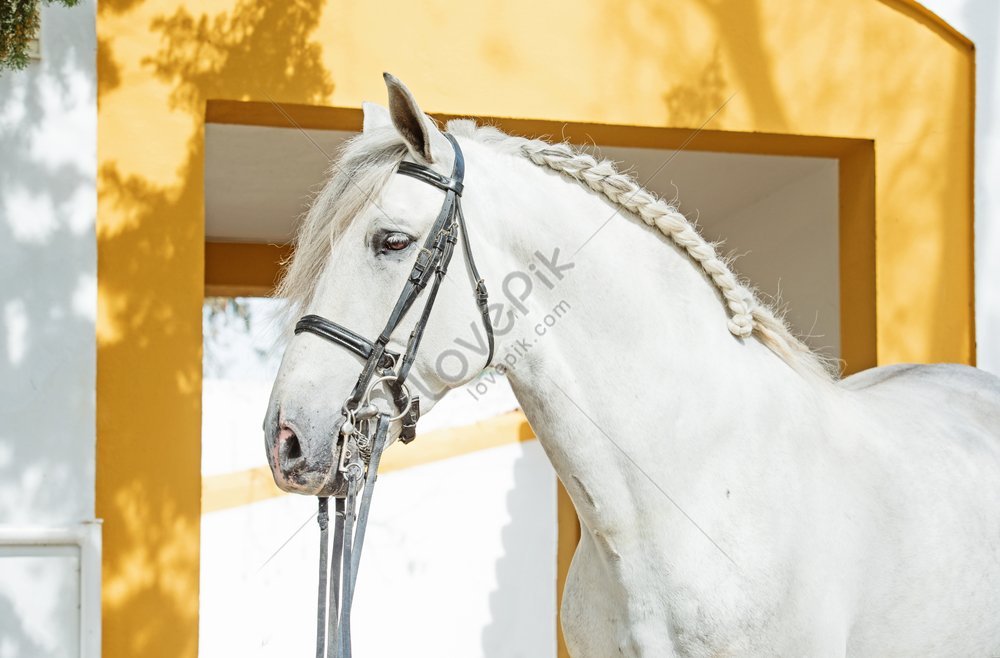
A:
0,0,78,72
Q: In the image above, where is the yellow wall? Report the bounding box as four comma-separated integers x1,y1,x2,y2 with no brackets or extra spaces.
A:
97,1,974,655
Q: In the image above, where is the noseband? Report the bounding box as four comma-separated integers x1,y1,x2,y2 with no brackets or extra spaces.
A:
293,133,494,658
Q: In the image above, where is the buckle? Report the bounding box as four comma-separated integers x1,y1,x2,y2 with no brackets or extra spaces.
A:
399,396,420,444
475,280,489,304
378,351,398,371
409,248,433,283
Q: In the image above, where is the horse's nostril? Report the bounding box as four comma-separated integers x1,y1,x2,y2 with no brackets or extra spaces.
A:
278,424,303,463
285,434,302,460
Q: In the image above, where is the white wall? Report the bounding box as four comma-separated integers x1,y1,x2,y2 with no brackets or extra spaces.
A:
0,1,98,656
605,146,841,358
698,163,840,359
200,436,556,658
918,0,1000,375
200,299,558,658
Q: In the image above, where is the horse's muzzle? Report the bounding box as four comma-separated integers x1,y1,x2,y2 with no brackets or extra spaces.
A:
270,416,347,496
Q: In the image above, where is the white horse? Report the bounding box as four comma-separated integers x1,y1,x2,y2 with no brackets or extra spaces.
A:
265,74,1000,656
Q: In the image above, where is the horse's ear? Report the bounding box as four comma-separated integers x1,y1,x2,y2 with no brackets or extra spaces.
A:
362,102,391,133
383,72,449,164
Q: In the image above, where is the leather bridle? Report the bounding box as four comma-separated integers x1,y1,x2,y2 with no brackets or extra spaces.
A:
295,133,494,446
294,133,494,658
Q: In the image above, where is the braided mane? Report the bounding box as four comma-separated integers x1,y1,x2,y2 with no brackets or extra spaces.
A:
280,118,834,380
446,120,834,379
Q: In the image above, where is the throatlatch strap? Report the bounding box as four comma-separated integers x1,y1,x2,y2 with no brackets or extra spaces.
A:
394,136,493,370
455,203,494,365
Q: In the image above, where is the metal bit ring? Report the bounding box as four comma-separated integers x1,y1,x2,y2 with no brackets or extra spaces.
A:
363,375,413,423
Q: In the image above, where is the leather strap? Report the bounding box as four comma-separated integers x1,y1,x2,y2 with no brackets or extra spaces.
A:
306,135,491,658
316,414,390,658
295,133,495,441
295,315,399,370
455,202,495,365
397,161,464,196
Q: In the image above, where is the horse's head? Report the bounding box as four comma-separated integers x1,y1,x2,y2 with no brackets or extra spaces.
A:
264,75,506,495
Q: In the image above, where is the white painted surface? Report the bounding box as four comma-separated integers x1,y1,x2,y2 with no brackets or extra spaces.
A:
0,553,80,658
200,443,556,658
613,147,839,357
0,524,102,658
703,164,840,358
200,299,554,658
205,125,351,243
0,0,97,525
0,1,98,656
352,441,557,658
917,0,1000,375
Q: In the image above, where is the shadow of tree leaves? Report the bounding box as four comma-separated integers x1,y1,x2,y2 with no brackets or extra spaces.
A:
96,0,334,655
144,0,333,113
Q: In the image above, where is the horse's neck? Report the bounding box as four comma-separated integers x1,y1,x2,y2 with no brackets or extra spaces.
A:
490,162,818,535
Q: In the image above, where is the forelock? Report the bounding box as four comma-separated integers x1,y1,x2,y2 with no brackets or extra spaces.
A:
276,127,408,326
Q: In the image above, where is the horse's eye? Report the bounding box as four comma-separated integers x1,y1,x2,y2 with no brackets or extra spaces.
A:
382,232,413,252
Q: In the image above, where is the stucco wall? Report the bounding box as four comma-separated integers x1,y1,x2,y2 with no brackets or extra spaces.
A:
919,0,1000,376
0,1,992,656
88,0,989,655
0,1,98,655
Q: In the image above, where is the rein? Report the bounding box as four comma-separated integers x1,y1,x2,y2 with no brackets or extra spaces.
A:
294,134,493,657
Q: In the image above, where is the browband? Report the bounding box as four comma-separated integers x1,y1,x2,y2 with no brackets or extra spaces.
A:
397,161,464,196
